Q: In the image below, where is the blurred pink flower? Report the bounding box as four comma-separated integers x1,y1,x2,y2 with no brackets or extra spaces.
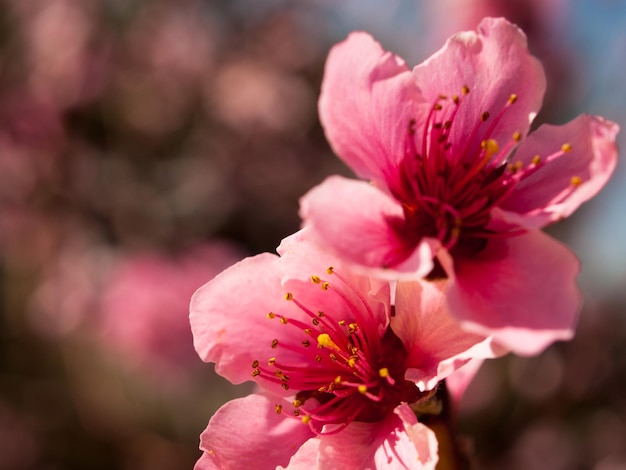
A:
301,18,619,355
98,242,243,378
190,230,499,469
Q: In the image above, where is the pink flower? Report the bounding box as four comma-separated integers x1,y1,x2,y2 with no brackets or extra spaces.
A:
300,18,619,355
99,242,243,379
190,231,499,469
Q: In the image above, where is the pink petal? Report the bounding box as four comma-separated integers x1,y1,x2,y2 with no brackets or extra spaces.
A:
413,17,546,152
300,175,434,278
319,32,429,185
392,280,498,390
445,359,484,404
196,394,314,470
317,404,438,469
280,438,320,470
444,231,581,355
497,114,619,229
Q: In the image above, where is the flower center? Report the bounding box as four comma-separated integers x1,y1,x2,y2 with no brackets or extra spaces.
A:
391,86,577,256
250,267,422,435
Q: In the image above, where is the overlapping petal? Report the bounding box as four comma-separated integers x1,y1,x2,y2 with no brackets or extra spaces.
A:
443,231,581,355
391,280,502,390
497,114,619,229
195,394,314,470
413,17,546,152
300,175,435,278
317,404,438,469
319,32,428,185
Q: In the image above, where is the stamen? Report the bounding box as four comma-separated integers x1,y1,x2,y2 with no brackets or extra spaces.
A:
571,176,583,186
562,143,573,152
275,404,282,414
317,333,341,351
284,293,293,301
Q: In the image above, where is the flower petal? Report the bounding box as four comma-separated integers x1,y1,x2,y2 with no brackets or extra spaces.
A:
445,359,484,404
319,32,429,185
317,404,438,469
413,17,546,152
196,394,314,470
443,231,581,355
300,175,434,278
392,280,497,390
497,114,619,229
280,438,320,470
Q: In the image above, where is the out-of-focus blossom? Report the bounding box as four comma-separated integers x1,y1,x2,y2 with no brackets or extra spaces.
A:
301,18,619,355
190,230,499,469
98,242,244,379
12,0,106,108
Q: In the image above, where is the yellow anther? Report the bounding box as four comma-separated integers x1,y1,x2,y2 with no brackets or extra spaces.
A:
512,131,522,142
508,94,518,104
571,176,583,186
251,369,261,377
301,415,311,425
338,320,347,326
358,385,368,394
252,360,259,368
452,95,460,105
562,143,573,153
433,103,443,111
271,339,279,349
348,323,358,334
275,404,283,414
379,368,390,378
293,399,302,408
318,386,327,392
304,328,312,335
317,333,340,351
284,292,293,301
315,355,322,363
439,94,448,100
317,311,325,317
462,85,470,95
281,383,289,390
531,155,541,165
326,266,334,274
280,317,288,325
348,357,357,368
481,139,499,159
334,375,342,384
266,312,276,319
311,275,321,284
268,357,276,365
321,282,330,290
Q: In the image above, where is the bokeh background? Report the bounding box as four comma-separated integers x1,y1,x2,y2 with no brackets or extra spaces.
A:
0,0,625,469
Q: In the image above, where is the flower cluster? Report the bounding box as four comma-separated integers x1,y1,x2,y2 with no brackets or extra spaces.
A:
190,17,618,469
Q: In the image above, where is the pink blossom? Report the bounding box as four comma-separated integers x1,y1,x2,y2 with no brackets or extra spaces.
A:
190,231,499,469
99,242,243,378
300,18,619,355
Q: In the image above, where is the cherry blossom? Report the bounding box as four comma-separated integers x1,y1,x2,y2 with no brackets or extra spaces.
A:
190,231,498,469
301,18,619,354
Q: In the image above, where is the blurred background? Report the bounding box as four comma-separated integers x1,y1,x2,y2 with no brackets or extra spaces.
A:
0,0,624,468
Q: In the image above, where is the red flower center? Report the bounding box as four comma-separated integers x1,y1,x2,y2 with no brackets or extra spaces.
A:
250,268,422,435
390,87,575,257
